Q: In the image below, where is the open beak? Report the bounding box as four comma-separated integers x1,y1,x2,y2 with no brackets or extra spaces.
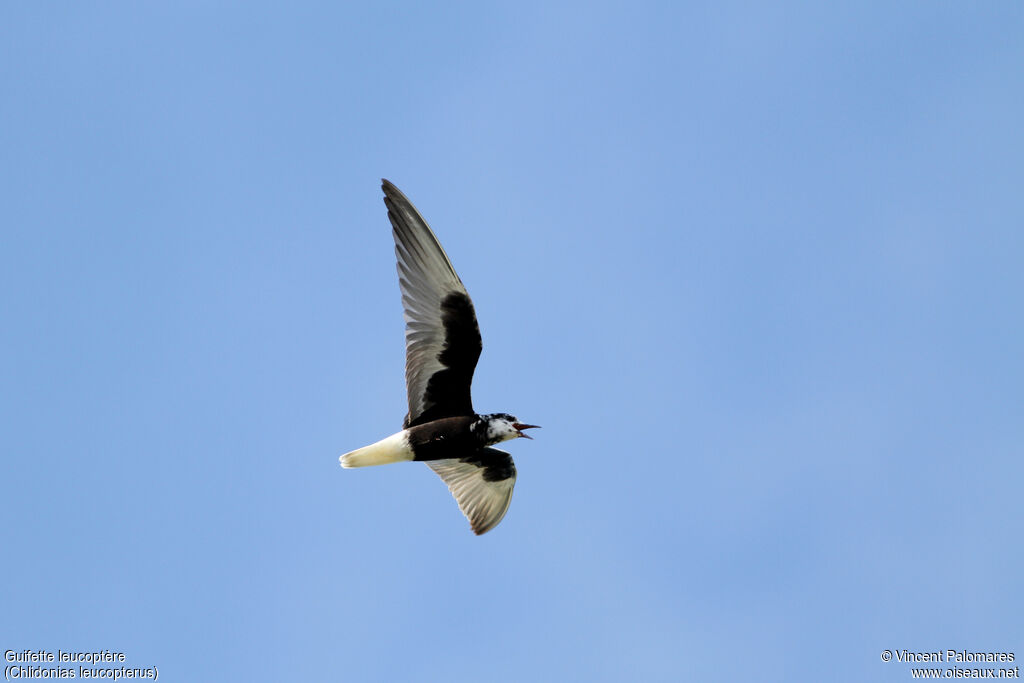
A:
513,423,540,439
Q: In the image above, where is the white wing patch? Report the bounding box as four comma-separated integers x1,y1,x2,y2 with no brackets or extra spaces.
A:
427,449,516,535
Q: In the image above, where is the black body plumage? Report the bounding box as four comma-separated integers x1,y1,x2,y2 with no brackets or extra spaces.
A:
405,416,480,461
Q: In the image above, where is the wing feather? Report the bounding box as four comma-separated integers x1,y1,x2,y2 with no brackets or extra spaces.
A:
383,180,482,427
427,448,516,535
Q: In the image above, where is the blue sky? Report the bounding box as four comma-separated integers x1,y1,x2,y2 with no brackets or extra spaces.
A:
2,2,1022,681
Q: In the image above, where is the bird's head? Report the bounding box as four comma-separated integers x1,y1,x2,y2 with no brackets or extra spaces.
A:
479,413,540,444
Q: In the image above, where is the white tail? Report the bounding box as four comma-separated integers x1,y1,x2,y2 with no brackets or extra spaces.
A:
339,431,414,468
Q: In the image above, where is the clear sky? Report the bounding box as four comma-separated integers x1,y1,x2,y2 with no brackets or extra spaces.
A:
2,2,1022,682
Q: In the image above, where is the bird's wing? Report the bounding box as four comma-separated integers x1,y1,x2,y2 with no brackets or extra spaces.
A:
383,179,482,428
427,447,516,535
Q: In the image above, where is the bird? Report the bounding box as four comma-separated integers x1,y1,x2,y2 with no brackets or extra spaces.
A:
339,179,538,535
